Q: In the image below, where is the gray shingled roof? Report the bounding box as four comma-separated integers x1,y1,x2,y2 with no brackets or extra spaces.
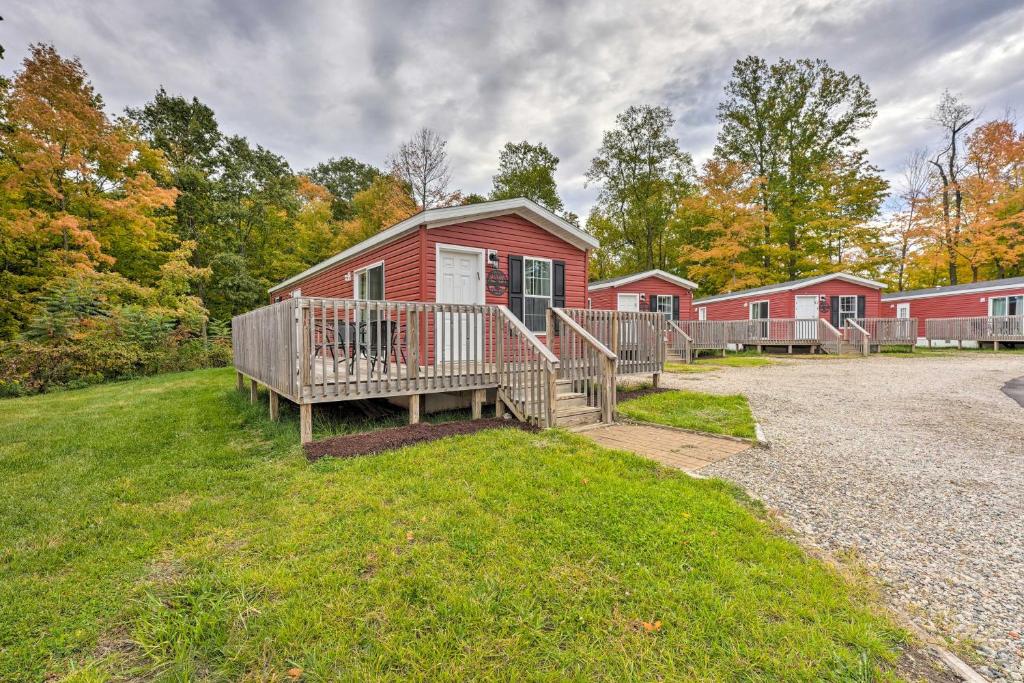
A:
882,276,1024,300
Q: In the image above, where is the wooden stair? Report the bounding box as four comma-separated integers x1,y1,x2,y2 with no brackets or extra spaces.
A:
553,379,602,427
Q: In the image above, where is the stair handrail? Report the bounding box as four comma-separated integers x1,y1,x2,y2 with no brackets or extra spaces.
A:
496,306,560,427
818,319,842,355
667,320,693,363
846,319,871,356
550,307,617,423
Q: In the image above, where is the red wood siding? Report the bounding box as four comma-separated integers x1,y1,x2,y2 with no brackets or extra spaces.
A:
272,229,423,301
271,214,589,318
588,275,695,319
696,280,882,321
882,286,1024,336
425,214,588,309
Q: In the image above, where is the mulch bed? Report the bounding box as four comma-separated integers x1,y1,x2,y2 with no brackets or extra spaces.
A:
304,418,539,462
617,386,674,402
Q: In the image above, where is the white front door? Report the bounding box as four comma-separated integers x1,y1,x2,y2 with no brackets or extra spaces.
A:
617,293,640,312
436,246,483,363
896,303,910,319
794,295,818,340
698,307,707,321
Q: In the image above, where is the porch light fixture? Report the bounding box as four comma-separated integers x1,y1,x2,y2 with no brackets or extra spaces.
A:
344,271,352,282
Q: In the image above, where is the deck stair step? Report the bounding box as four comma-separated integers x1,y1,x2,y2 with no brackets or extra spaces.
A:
553,404,602,428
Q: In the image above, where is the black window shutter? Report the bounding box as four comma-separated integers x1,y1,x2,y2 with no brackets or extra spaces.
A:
508,255,523,322
857,295,866,318
552,260,565,309
649,294,658,311
830,296,840,328
672,295,680,321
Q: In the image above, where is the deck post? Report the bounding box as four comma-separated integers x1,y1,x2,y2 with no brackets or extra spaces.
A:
408,310,420,381
471,388,485,420
269,390,279,421
994,340,1001,351
236,371,245,392
545,309,555,349
299,403,312,444
787,345,792,354
610,314,619,357
250,379,259,404
409,394,421,424
495,396,506,419
652,372,661,388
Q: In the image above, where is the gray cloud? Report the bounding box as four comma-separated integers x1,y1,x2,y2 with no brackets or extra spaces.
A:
4,0,1023,215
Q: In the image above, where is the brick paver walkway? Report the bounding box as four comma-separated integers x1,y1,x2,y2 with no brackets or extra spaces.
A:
584,423,750,473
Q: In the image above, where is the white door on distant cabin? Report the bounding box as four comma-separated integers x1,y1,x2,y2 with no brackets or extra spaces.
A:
794,295,819,340
896,303,910,319
698,307,707,321
436,246,484,363
617,293,640,311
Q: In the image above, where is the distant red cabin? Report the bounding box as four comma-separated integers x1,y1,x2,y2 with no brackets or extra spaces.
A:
882,277,1024,338
268,198,600,337
692,273,886,326
587,269,698,321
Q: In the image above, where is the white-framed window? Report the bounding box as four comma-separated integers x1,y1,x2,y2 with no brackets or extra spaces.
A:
990,295,1023,317
838,295,857,327
354,262,384,300
698,307,707,321
523,257,552,332
749,300,769,319
654,294,674,320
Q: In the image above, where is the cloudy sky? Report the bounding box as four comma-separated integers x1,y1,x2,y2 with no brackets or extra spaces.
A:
5,0,1023,216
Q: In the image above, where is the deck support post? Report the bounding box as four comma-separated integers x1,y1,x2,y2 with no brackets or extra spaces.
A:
269,391,279,421
495,396,506,419
409,394,421,424
299,404,312,444
236,371,245,392
652,372,661,388
787,345,792,354
994,340,1000,351
250,380,259,404
471,388,485,420
757,344,762,354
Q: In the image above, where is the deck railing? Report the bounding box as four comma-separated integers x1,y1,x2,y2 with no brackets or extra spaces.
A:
562,309,666,375
675,320,729,350
549,308,617,422
495,306,559,427
232,299,301,399
850,318,917,346
819,320,842,355
845,319,871,356
926,316,1024,343
666,320,693,362
727,318,823,345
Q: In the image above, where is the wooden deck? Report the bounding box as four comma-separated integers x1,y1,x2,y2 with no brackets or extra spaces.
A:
926,316,1024,348
232,298,668,441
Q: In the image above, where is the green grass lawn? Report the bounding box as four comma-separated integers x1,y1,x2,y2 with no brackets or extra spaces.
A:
0,368,908,680
618,390,758,439
666,353,776,374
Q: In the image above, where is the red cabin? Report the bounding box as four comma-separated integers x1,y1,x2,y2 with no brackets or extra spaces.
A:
587,269,697,322
268,198,599,338
882,277,1024,344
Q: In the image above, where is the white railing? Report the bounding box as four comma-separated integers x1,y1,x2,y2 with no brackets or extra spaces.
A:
728,318,822,345
926,316,1024,343
549,308,617,423
561,309,666,375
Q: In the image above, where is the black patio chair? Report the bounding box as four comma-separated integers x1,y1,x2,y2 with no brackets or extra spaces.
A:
363,319,407,374
314,320,359,372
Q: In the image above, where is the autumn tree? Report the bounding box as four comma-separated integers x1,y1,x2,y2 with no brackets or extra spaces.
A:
305,156,381,220
586,105,694,273
388,128,454,209
338,175,418,248
714,56,887,279
490,140,563,212
0,44,177,338
676,160,771,293
884,151,932,291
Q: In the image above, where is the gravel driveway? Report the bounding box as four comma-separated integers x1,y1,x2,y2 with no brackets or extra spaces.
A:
663,354,1024,682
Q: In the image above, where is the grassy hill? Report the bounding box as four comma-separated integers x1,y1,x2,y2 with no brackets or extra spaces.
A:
0,368,907,680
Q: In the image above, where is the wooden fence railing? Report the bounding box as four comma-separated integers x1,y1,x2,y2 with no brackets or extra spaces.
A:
666,320,693,362
549,308,617,423
496,306,559,427
819,320,843,355
845,319,871,356
727,318,823,345
674,320,729,350
926,316,1024,343
232,299,301,399
851,318,917,346
562,309,666,375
